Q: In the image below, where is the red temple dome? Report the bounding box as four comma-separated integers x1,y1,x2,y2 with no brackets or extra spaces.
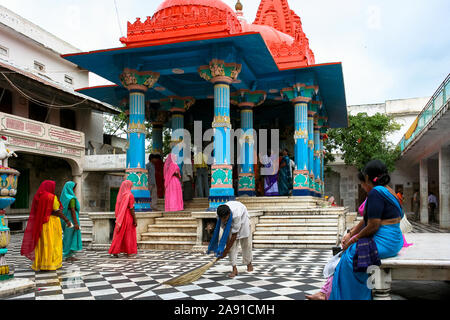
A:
120,0,314,68
121,0,242,47
156,0,237,17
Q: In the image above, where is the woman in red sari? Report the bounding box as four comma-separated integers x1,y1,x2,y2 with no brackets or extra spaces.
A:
21,180,72,271
109,180,138,258
164,153,184,212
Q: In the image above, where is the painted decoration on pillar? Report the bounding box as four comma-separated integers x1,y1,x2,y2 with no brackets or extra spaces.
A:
198,59,242,82
126,168,148,189
294,128,308,141
120,68,160,90
293,170,309,190
238,174,255,191
230,90,267,106
160,96,195,112
211,165,233,188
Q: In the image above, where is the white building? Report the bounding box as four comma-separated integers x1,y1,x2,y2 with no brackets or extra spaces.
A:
0,5,122,231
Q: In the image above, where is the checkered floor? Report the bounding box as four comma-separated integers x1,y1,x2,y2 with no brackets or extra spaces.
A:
3,220,448,300
4,234,330,300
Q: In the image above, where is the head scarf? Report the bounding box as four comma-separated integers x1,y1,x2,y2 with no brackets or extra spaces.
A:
115,180,134,229
60,181,80,228
21,180,58,261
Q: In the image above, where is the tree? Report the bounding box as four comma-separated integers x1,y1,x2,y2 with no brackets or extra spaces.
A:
324,113,401,172
104,111,172,158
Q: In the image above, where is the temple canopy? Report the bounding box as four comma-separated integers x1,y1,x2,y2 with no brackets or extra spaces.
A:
62,0,349,210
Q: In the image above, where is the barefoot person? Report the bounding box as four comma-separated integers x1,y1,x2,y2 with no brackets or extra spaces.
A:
21,180,72,271
208,202,253,278
109,180,138,258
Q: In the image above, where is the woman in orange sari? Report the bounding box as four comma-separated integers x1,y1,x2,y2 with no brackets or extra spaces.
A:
21,180,73,271
109,180,138,258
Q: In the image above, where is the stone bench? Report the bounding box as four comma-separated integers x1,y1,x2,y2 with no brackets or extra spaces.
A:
4,215,29,232
372,233,450,300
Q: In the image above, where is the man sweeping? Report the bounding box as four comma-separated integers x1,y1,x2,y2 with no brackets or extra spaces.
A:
207,201,254,278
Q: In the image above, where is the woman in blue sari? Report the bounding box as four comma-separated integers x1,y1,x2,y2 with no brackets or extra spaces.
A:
329,160,404,300
60,181,82,261
278,149,292,196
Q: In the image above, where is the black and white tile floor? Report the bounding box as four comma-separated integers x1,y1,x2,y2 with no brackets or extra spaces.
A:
3,221,448,300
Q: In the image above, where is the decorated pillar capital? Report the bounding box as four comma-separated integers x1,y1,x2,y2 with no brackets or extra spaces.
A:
309,100,323,116
231,89,267,108
160,96,195,114
120,68,160,92
198,59,242,84
282,83,318,104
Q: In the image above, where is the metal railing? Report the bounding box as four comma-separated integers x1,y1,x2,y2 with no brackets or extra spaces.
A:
400,73,450,152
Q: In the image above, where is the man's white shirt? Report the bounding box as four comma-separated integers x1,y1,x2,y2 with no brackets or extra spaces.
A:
220,201,251,240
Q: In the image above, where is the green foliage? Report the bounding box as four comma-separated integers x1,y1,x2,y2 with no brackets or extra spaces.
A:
104,112,128,138
325,113,401,172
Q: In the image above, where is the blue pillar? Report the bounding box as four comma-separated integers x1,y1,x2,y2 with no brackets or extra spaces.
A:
199,59,242,210
307,112,315,196
292,100,310,196
127,90,151,211
282,84,317,197
238,105,255,196
120,68,160,212
314,117,321,197
231,90,266,197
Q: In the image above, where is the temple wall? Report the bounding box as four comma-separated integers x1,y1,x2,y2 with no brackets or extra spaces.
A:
82,172,124,212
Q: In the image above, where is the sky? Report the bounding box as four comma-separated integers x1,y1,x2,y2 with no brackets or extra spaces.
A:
0,0,449,106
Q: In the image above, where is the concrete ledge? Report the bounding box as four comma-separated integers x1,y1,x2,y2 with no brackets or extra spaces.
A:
88,211,164,246
0,278,35,298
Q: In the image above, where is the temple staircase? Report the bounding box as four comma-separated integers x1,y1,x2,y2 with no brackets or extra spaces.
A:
137,197,349,251
252,207,346,249
138,199,207,250
79,212,93,246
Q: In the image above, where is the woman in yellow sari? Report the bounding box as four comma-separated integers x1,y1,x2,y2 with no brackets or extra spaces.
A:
21,180,72,271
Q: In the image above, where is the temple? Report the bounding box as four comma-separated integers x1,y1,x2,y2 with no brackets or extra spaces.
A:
62,0,347,212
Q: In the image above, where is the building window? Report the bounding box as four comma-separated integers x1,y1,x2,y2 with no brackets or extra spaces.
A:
0,88,13,114
60,109,77,130
0,45,8,57
29,101,48,122
34,60,46,72
64,75,74,85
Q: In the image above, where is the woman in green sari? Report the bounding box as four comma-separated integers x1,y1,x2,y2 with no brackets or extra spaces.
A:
60,181,82,261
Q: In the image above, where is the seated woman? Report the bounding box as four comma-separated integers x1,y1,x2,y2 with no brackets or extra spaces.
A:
308,160,405,300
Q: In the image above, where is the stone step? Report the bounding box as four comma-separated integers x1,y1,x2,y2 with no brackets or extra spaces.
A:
253,239,336,245
254,243,334,249
154,217,197,225
148,225,197,233
138,240,195,251
256,225,337,232
141,233,197,242
253,234,337,241
260,214,339,219
258,218,339,224
82,237,93,244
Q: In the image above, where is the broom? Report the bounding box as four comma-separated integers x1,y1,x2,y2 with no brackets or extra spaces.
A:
163,257,219,287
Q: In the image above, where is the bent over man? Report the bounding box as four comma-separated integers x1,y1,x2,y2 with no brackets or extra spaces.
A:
216,201,254,278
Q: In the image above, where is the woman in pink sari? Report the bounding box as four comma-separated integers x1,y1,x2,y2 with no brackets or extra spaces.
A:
109,180,138,258
164,153,184,212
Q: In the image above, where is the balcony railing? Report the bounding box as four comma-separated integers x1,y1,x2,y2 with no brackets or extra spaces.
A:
400,74,450,153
